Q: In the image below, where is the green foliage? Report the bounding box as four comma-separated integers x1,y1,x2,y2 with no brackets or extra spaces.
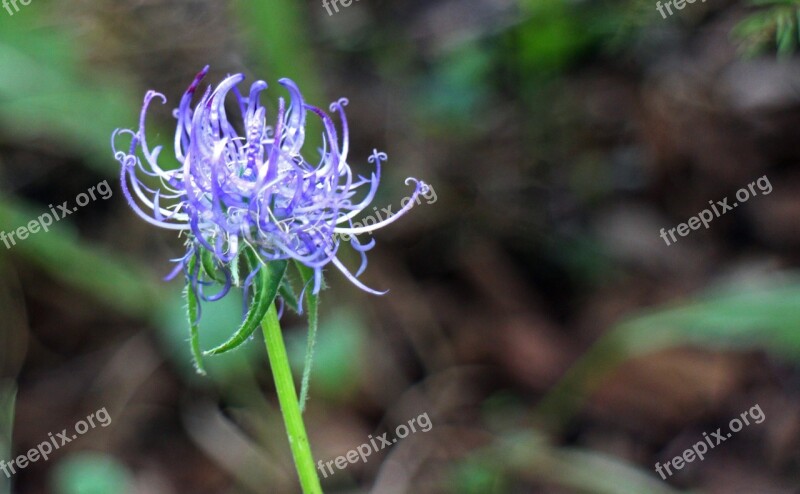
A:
294,263,320,413
517,0,595,73
231,0,325,145
733,0,800,57
454,459,507,494
538,275,800,430
185,256,207,375
453,432,693,494
0,3,170,324
0,5,139,174
279,275,301,314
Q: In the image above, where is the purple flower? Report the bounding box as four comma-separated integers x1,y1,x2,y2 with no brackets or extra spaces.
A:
112,66,426,301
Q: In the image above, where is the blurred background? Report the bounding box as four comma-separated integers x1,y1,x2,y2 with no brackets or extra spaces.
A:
1,0,799,492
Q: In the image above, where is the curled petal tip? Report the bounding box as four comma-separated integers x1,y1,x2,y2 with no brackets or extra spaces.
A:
145,90,167,104
404,177,426,190
368,150,388,163
329,97,349,111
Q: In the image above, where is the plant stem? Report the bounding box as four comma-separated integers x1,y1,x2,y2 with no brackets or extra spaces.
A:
261,303,323,494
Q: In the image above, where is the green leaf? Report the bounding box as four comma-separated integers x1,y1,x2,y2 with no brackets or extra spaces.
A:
185,255,206,375
295,262,319,412
279,276,301,314
204,251,287,356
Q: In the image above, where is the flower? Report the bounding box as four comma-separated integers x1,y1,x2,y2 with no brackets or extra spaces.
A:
112,66,426,302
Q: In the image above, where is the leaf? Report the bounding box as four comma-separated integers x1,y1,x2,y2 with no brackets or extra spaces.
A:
203,251,287,356
279,276,301,315
295,262,320,412
185,256,206,375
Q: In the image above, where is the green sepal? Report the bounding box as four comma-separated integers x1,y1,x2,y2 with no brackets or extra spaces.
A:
200,248,226,284
203,249,287,356
295,261,320,412
279,276,301,314
231,251,241,287
185,255,207,375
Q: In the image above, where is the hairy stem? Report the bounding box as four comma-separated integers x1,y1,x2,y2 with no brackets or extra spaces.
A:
261,303,323,494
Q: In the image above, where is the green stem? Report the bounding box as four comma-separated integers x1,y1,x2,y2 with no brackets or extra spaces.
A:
261,303,323,494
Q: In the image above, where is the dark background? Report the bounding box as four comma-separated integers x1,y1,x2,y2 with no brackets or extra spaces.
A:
0,0,799,492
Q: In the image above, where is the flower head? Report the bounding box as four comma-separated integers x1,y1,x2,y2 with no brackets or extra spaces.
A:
113,66,426,302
